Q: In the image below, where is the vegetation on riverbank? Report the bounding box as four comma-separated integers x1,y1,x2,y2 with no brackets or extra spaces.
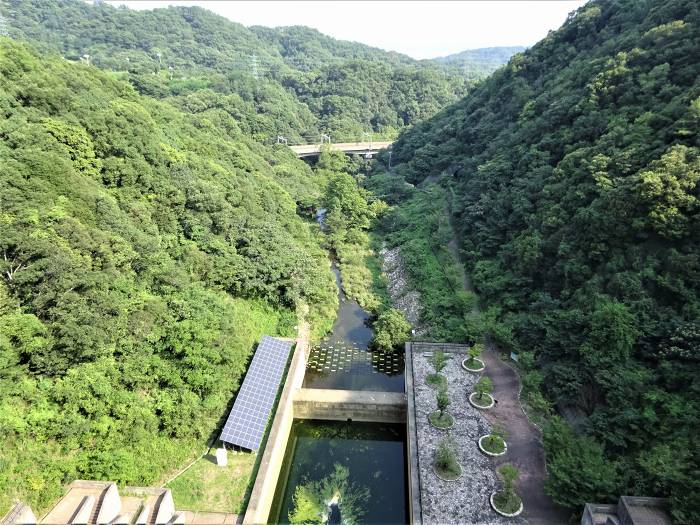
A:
369,181,483,342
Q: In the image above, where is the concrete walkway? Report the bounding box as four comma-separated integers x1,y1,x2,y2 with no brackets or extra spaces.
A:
481,348,570,525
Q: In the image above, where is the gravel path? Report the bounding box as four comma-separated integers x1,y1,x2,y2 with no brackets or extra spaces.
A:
413,351,527,525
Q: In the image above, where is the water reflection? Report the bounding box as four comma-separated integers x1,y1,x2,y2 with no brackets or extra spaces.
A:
270,420,408,525
288,464,369,524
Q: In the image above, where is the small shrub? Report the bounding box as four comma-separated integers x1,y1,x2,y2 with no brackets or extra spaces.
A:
371,308,411,352
429,350,449,373
494,463,522,514
466,342,484,367
437,387,450,416
434,438,461,479
474,376,493,401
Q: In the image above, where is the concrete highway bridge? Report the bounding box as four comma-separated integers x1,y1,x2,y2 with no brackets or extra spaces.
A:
290,140,393,158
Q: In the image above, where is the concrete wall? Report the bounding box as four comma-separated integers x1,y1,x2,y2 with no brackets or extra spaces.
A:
242,327,309,525
405,342,422,525
293,388,406,423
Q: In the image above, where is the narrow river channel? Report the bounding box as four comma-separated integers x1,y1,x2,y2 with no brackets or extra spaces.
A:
268,209,408,524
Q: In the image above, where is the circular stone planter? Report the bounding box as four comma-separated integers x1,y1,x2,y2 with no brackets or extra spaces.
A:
469,392,495,409
461,357,485,373
478,435,507,457
428,411,455,430
490,491,524,517
432,463,463,482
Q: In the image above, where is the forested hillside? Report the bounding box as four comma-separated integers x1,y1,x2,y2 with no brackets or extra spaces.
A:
0,38,338,511
373,0,699,522
1,0,520,141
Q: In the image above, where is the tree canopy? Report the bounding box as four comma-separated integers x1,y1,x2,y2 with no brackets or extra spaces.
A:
0,38,338,511
1,0,518,143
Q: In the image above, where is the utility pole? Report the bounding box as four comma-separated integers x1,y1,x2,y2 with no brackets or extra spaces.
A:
321,133,331,144
277,135,288,145
82,54,90,66
156,52,162,73
168,65,173,80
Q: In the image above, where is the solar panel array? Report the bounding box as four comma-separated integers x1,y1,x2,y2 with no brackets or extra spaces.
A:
219,336,294,451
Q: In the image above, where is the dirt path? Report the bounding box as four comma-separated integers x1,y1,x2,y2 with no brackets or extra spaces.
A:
444,195,569,524
481,348,570,525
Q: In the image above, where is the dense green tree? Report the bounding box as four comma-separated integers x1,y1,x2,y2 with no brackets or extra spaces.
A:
371,308,411,352
0,0,519,142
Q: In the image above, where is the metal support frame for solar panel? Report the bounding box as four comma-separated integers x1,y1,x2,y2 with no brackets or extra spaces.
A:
219,336,294,451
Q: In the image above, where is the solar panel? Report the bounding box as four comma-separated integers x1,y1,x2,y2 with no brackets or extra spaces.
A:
219,336,294,451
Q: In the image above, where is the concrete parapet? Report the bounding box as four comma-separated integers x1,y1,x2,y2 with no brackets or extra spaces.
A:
134,504,150,525
410,341,470,354
293,388,406,423
405,342,422,525
1,503,37,525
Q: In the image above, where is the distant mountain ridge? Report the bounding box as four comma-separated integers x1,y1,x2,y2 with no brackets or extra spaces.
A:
433,45,527,65
2,0,477,141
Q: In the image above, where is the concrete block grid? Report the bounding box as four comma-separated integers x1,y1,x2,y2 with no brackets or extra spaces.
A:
406,342,526,525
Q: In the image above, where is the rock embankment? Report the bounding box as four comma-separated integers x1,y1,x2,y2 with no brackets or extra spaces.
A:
379,244,427,336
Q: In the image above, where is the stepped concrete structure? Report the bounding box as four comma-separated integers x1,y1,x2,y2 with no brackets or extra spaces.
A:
581,496,672,525
2,481,236,525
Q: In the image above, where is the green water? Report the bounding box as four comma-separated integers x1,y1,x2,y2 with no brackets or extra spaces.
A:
269,420,408,524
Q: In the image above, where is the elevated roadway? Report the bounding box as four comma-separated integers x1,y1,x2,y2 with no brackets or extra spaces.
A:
290,140,393,158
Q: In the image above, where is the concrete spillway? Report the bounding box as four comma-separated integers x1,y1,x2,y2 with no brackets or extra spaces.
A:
293,388,407,423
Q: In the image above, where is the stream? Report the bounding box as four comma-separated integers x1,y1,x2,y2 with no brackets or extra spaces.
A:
267,208,408,524
304,209,405,392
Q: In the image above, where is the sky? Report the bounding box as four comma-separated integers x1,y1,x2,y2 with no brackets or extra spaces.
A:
105,1,588,59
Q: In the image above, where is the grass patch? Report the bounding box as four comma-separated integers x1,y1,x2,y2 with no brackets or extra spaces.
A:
470,392,493,408
493,491,522,514
462,357,484,370
168,453,256,513
429,411,454,429
426,373,447,389
481,435,506,454
335,232,385,313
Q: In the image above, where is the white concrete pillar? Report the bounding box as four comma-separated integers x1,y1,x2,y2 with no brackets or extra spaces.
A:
215,447,228,466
